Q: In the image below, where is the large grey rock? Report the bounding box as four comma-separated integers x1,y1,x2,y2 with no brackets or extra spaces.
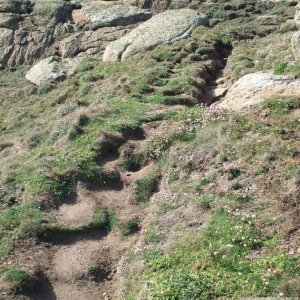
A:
218,71,300,110
103,9,208,62
25,56,81,85
59,26,133,58
73,1,152,30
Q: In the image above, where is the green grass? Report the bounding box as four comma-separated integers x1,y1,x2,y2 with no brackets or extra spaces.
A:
195,175,215,191
0,204,45,258
262,97,300,116
0,97,148,203
133,171,161,204
255,165,269,175
36,84,53,95
145,232,163,244
0,267,30,286
121,217,140,237
93,208,117,231
274,61,300,76
75,59,95,73
196,194,217,210
227,167,241,179
226,192,251,204
120,152,146,172
143,209,300,299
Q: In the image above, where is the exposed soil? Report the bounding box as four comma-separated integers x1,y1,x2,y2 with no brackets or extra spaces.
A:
30,110,180,300
55,185,97,227
47,143,147,298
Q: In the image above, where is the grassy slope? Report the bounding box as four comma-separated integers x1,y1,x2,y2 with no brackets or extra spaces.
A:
0,0,299,296
124,96,300,299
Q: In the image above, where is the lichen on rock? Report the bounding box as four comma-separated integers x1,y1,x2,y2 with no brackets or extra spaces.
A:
25,56,82,85
103,9,208,62
218,71,300,110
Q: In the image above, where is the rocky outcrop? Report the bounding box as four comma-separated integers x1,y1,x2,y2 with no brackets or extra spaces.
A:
0,0,79,69
25,56,81,85
59,26,133,58
292,3,300,61
72,1,152,30
0,0,202,68
218,71,300,110
103,9,208,62
59,1,152,58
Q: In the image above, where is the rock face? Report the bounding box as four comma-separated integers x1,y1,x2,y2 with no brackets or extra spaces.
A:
103,9,208,62
0,0,79,69
0,0,197,69
73,1,152,30
59,26,133,58
25,56,81,85
218,71,300,110
292,3,300,61
59,1,152,58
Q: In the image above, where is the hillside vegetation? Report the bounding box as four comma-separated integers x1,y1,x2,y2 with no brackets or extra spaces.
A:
0,0,299,299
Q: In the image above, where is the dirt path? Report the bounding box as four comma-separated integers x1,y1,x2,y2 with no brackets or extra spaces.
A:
55,186,97,227
38,117,168,300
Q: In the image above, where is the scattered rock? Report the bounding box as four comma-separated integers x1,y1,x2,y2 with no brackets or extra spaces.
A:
25,56,81,85
218,71,300,110
103,9,208,62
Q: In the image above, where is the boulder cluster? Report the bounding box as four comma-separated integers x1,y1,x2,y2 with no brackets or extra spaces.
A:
0,0,208,85
0,0,79,69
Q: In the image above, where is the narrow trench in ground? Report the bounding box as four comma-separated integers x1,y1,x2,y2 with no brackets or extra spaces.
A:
24,45,234,300
206,45,233,105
